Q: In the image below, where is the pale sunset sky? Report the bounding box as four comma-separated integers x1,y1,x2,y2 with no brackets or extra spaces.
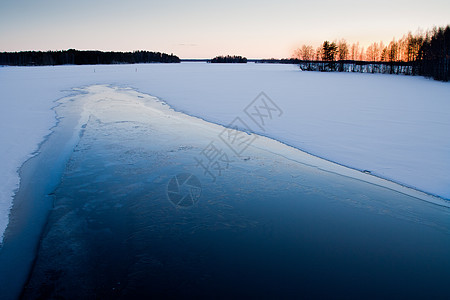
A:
0,0,449,58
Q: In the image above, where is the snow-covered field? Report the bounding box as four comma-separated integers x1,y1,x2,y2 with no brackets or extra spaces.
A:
1,62,449,241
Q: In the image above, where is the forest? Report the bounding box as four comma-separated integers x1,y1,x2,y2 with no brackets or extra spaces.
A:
0,49,180,66
293,25,450,81
210,55,247,63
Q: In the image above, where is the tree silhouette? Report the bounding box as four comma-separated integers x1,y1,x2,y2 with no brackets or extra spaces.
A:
210,55,247,63
322,41,338,61
0,50,180,66
292,24,449,81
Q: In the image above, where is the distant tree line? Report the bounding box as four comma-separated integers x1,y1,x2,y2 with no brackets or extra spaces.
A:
210,55,247,63
293,25,449,81
0,49,180,66
254,58,301,64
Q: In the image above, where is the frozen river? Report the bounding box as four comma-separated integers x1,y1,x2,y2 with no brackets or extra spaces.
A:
1,85,448,299
1,63,450,249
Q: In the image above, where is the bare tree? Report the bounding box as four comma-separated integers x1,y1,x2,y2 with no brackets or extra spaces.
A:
315,46,322,60
301,45,314,60
404,32,423,62
292,48,302,60
388,40,398,62
293,45,315,60
380,46,389,61
366,42,381,61
350,42,359,60
358,47,365,61
338,39,349,60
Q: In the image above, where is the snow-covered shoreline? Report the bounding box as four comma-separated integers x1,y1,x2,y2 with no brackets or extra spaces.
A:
1,63,449,242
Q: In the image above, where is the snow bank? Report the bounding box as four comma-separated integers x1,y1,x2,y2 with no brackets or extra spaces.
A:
1,63,449,241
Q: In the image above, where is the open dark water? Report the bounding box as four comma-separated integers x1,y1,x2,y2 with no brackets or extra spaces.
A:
17,87,450,299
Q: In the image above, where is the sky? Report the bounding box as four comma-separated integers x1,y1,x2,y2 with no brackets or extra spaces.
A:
0,0,449,58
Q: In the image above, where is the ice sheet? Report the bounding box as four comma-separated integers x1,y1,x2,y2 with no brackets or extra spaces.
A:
1,63,449,242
